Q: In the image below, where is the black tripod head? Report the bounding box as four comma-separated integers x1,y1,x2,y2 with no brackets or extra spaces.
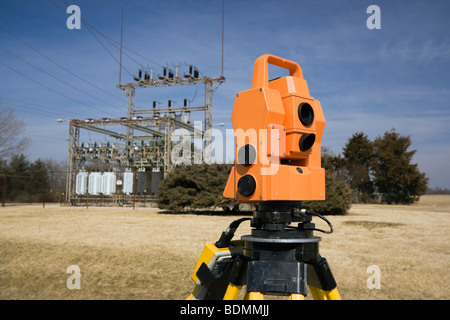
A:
250,201,332,239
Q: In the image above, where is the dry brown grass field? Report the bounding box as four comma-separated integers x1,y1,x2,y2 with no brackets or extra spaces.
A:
1,195,449,300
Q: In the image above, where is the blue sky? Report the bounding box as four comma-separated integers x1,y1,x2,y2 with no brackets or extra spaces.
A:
0,0,449,188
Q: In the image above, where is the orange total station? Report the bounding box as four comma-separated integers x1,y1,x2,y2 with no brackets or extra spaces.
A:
223,54,325,203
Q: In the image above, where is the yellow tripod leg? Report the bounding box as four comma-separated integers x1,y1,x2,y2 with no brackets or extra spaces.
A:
223,283,242,300
308,285,341,300
289,293,305,300
187,285,200,300
246,292,264,300
324,288,341,300
309,286,327,300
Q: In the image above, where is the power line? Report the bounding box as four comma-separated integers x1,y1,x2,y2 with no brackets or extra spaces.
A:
1,96,86,118
84,25,134,78
221,0,224,78
0,24,125,103
0,45,124,113
0,61,117,117
119,8,123,84
80,16,155,69
141,2,216,75
81,17,164,69
50,0,162,77
59,0,164,69
3,101,70,119
47,0,132,78
50,0,219,81
48,0,222,82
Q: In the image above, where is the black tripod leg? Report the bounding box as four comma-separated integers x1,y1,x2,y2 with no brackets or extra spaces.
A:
223,255,247,299
195,255,247,300
307,256,341,300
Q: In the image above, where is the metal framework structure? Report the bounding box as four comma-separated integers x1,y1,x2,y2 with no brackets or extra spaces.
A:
65,66,225,204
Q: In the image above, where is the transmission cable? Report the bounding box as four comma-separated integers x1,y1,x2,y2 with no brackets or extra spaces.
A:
0,24,125,103
0,45,124,113
0,61,117,117
1,96,86,118
60,0,164,69
51,0,163,76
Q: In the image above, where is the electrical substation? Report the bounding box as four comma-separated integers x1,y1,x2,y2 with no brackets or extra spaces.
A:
65,65,225,206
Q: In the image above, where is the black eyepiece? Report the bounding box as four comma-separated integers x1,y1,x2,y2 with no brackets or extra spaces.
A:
298,102,314,127
237,144,256,166
238,175,256,197
299,133,316,152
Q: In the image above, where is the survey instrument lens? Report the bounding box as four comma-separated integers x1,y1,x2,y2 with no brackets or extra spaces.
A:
298,102,314,126
238,175,256,197
237,144,256,166
299,133,316,152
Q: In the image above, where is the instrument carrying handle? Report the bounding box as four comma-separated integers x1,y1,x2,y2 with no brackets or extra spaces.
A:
251,54,303,89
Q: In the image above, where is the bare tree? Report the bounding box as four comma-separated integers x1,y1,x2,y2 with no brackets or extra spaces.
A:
40,157,67,201
0,101,29,159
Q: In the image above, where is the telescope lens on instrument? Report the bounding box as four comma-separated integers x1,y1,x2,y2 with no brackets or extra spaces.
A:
238,175,256,197
237,144,256,166
298,102,314,126
299,133,316,152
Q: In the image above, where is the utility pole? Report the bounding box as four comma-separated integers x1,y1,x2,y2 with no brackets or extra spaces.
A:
133,168,137,210
2,172,6,207
119,8,124,85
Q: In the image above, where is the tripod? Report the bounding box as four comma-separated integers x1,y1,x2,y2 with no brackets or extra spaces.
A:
187,201,341,300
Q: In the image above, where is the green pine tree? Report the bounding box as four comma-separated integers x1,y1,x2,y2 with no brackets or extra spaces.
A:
371,129,428,204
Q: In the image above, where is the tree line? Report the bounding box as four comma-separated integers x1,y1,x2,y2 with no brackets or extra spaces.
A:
0,104,66,205
426,187,450,195
0,154,66,204
327,129,428,205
